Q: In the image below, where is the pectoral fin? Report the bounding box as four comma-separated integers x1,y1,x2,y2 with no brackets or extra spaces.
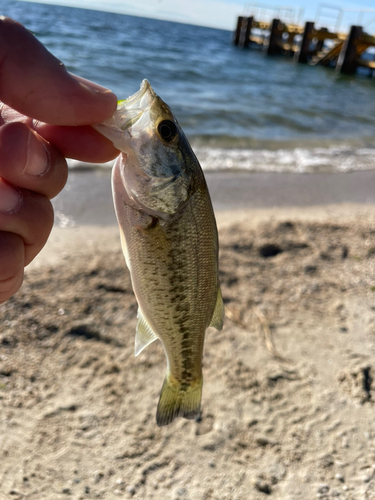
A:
135,310,158,356
209,287,224,331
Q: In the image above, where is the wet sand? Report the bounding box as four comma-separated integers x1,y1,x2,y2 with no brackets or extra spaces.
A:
52,169,375,226
1,174,375,499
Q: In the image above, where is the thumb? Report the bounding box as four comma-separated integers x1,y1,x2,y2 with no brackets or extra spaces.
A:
0,17,117,126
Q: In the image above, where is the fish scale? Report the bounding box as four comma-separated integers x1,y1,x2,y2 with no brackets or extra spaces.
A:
126,184,216,381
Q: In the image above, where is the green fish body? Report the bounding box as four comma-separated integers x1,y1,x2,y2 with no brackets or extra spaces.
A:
95,80,223,426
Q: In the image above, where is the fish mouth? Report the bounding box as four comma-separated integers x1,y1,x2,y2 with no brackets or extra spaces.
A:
116,79,156,131
92,80,156,149
120,79,155,107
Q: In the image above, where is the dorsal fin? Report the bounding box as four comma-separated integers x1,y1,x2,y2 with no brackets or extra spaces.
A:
135,309,158,356
209,287,224,331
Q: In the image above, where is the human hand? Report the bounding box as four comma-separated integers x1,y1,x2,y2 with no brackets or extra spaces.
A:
0,17,119,302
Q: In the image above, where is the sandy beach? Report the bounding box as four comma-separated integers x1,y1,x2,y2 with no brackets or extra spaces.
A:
1,172,375,500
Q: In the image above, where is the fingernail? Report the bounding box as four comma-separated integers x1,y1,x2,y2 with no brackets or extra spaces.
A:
71,73,114,95
70,73,117,111
24,131,49,176
80,82,113,95
0,180,22,213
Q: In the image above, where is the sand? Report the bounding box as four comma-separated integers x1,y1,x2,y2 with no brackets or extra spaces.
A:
1,202,375,500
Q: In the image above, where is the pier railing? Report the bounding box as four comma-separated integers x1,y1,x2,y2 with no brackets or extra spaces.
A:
233,15,375,76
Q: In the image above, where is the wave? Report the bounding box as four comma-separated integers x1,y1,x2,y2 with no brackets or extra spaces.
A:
67,143,375,174
196,145,375,173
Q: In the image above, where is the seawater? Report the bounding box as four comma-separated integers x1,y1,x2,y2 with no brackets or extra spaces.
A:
2,0,375,173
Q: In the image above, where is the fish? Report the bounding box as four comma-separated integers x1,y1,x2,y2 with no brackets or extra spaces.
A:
94,80,224,426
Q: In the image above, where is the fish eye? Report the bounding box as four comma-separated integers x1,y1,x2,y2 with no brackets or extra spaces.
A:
158,120,178,143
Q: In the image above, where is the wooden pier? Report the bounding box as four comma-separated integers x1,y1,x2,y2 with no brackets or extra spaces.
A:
233,15,375,76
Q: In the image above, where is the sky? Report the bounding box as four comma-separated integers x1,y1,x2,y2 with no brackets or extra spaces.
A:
21,0,375,31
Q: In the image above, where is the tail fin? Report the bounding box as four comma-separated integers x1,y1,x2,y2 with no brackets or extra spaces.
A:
156,375,203,427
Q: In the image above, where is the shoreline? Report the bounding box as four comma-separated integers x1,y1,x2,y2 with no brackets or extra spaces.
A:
52,169,375,227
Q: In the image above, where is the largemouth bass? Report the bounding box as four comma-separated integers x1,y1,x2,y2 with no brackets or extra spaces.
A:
95,80,223,426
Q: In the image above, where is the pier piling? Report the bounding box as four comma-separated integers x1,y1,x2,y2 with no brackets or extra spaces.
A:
240,16,253,48
337,25,363,74
297,21,314,63
266,19,282,55
233,16,244,46
315,27,328,55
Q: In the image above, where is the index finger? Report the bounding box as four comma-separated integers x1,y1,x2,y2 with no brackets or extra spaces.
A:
0,17,117,126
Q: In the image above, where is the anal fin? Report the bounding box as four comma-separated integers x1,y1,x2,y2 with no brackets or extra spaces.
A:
135,309,158,356
209,287,224,331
